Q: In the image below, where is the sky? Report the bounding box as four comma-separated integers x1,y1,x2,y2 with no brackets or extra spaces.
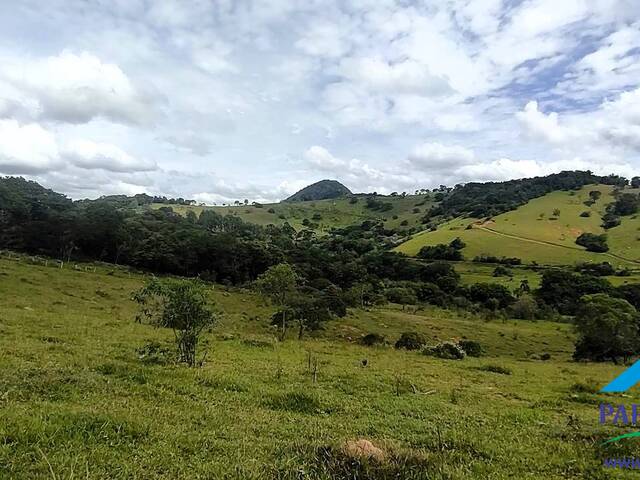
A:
0,0,639,203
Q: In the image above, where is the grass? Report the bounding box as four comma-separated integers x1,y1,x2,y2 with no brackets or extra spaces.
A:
151,193,434,234
2,254,640,478
396,184,640,268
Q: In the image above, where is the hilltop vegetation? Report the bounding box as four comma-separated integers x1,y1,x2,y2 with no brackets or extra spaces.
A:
285,179,352,202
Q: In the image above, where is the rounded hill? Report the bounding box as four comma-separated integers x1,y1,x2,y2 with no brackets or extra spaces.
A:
284,180,352,202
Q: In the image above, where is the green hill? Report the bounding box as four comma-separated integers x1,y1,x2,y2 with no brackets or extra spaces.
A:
154,193,435,233
284,179,352,202
396,184,640,267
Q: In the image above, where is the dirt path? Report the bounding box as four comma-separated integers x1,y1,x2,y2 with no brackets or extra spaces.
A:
478,226,640,266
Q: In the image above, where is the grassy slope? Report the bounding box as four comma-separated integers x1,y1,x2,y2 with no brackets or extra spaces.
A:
153,194,433,233
2,255,640,478
396,185,640,268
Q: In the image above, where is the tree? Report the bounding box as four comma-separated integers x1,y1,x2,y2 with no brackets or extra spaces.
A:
133,278,218,367
290,295,332,339
632,176,640,189
573,294,640,363
611,193,639,216
536,269,612,315
255,263,298,339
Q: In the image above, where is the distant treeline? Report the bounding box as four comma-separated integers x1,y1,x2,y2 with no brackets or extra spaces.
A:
427,170,627,218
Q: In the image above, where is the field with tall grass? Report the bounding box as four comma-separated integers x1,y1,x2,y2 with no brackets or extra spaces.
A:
1,254,640,479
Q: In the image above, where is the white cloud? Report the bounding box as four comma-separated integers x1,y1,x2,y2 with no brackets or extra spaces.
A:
63,140,157,172
516,101,580,144
0,120,61,174
408,142,475,170
1,51,154,125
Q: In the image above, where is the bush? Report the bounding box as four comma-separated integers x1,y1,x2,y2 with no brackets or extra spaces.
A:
394,332,428,351
136,341,173,365
575,262,615,276
267,208,276,213
385,287,417,305
423,341,466,360
579,211,591,217
479,364,512,375
601,212,621,229
399,219,409,226
458,340,483,357
509,294,540,320
576,233,609,252
360,333,385,346
492,265,512,277
570,380,598,394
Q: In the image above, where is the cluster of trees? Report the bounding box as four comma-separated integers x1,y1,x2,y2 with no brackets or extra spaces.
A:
575,233,609,252
417,237,465,261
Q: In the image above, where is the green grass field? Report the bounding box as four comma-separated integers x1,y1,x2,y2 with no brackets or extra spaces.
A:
152,194,433,234
2,254,640,478
396,185,640,268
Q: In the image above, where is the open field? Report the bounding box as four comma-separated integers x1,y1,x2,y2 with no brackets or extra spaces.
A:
152,194,434,233
2,255,640,478
396,185,640,268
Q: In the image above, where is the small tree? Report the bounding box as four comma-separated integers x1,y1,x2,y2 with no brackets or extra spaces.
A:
573,294,640,363
255,263,298,339
133,278,218,367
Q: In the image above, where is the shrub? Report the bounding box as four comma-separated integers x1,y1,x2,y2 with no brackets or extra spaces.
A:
479,364,512,375
576,233,609,252
423,341,466,360
385,287,417,305
312,213,322,221
458,340,483,357
136,341,173,365
601,212,621,229
400,219,409,226
508,294,540,320
570,380,598,394
579,211,591,217
360,333,385,346
394,332,427,351
267,208,276,213
540,352,551,361
492,265,512,277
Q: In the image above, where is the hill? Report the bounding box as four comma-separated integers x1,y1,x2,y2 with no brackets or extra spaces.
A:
153,193,435,234
284,179,352,202
396,184,640,267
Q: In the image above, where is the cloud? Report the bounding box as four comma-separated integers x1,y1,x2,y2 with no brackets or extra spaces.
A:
408,142,475,170
516,101,580,144
337,57,452,96
63,140,157,173
0,120,61,174
1,51,154,125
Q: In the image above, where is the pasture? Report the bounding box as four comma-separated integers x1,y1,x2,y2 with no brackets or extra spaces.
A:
1,255,640,478
396,185,640,268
